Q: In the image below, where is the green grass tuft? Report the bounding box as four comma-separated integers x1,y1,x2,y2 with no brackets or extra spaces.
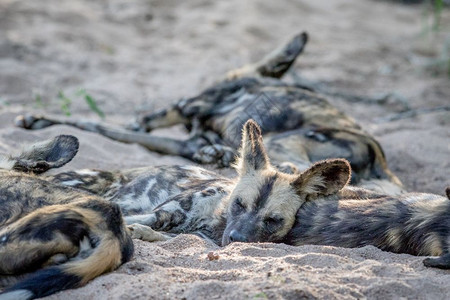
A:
77,89,105,119
57,91,72,116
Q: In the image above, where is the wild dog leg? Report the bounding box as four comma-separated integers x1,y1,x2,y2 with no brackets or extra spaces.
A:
227,32,308,79
124,207,185,233
15,114,202,158
127,224,171,242
423,254,450,269
16,114,236,166
193,144,236,167
127,104,189,132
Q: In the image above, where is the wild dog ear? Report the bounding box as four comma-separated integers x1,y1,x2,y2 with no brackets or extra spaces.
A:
12,135,79,174
291,159,351,199
236,120,270,173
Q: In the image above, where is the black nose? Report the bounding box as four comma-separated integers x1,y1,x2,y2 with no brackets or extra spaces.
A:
229,230,247,243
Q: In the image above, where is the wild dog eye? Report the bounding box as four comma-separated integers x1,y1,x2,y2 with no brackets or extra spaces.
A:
232,197,245,215
264,216,284,227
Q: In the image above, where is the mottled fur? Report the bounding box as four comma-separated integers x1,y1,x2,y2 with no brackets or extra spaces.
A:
0,136,133,300
40,122,449,272
15,32,403,195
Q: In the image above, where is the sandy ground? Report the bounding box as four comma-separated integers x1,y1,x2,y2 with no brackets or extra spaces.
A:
0,0,450,299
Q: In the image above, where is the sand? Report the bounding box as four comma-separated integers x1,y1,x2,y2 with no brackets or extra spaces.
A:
0,0,449,299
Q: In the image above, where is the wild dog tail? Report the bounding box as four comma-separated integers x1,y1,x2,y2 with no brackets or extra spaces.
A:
227,32,308,79
0,233,133,300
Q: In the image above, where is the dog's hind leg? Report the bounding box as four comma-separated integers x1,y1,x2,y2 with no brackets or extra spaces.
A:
15,114,206,158
16,114,236,166
127,104,190,132
227,32,308,80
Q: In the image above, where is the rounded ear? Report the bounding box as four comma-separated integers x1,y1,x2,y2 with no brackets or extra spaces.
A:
291,159,351,199
236,120,270,173
13,135,79,174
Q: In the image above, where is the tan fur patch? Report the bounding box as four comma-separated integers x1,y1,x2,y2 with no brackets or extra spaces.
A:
384,228,402,252
421,233,443,256
64,234,122,284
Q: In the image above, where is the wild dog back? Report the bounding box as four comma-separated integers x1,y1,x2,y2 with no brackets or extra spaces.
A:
49,164,234,244
282,161,450,268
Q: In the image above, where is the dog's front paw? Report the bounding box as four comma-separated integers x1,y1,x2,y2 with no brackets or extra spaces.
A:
193,144,236,167
15,114,54,130
127,223,170,242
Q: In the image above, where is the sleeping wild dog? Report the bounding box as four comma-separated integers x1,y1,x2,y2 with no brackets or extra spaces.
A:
15,31,404,195
44,120,450,271
0,136,133,300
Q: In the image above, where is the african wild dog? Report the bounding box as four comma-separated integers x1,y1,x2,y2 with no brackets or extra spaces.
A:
15,31,403,195
45,121,450,269
0,136,133,300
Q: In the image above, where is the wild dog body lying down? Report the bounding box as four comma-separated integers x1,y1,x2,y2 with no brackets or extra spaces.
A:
49,121,450,269
15,32,403,195
0,136,133,300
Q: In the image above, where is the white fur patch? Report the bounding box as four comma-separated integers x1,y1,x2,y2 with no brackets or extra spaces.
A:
0,289,34,300
75,169,99,176
0,156,15,170
72,236,93,261
124,214,157,225
61,180,83,186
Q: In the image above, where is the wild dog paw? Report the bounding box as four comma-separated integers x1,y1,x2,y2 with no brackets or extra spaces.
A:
14,114,53,129
127,223,170,242
193,144,236,167
423,254,450,269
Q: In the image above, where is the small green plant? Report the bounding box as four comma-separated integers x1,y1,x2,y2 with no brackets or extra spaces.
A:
57,91,72,116
253,292,268,299
53,89,105,118
77,89,105,119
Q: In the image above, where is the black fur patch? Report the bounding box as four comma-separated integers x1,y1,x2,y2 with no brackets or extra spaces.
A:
120,234,134,265
253,174,278,210
15,212,88,245
79,200,124,237
3,266,82,299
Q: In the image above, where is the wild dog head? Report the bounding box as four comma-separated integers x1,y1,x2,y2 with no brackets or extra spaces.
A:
0,135,79,174
222,120,351,246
